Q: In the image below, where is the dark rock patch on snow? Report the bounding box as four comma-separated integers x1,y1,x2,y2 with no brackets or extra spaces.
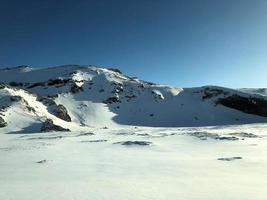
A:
76,132,95,137
217,95,267,117
202,87,228,100
10,96,22,102
188,132,239,141
40,119,70,132
70,83,83,93
229,132,259,138
53,104,71,122
80,139,107,143
218,157,242,161
28,135,65,140
36,159,48,164
103,96,121,104
0,116,7,128
114,141,152,146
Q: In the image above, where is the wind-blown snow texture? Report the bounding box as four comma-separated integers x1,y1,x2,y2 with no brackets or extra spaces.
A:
0,65,267,133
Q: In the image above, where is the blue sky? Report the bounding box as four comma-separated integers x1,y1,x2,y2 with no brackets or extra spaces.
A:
1,0,267,88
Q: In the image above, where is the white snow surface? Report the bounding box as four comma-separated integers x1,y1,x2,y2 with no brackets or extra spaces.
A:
0,124,267,200
1,65,267,199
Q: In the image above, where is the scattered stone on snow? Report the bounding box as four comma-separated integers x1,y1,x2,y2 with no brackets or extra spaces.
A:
217,157,242,161
114,141,152,146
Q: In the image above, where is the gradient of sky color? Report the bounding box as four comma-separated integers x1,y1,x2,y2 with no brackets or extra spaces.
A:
1,0,267,88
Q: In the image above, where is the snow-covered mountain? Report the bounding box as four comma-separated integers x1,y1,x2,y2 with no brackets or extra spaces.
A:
0,65,267,133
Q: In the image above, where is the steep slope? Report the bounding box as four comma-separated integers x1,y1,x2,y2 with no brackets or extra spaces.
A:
0,84,79,133
0,65,267,132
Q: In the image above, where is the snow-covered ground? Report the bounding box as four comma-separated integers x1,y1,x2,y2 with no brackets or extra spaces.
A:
1,65,267,199
0,124,267,200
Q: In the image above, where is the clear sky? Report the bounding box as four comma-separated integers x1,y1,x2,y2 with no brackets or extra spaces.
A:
1,0,267,88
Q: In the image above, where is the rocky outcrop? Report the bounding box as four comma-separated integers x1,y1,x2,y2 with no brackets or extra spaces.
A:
218,157,242,161
53,104,71,122
0,116,7,128
37,96,57,106
37,97,71,122
114,141,152,146
9,82,24,87
217,95,267,117
47,78,70,86
10,96,22,102
103,95,121,104
40,119,70,132
70,83,83,93
202,87,228,100
0,84,5,89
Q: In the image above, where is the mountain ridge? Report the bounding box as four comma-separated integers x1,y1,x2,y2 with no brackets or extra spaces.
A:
0,65,267,133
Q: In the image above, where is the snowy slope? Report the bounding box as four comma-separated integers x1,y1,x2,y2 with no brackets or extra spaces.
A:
240,88,267,96
1,124,267,200
0,65,267,133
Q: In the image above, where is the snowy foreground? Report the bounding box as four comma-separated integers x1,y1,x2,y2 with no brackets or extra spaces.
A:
1,124,267,200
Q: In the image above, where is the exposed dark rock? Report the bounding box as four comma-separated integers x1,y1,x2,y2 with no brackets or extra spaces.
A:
202,87,229,100
70,83,83,93
125,94,136,102
137,133,150,136
10,96,22,102
112,87,123,94
111,81,123,88
218,157,242,161
80,139,107,143
36,159,48,164
114,141,152,146
53,104,71,122
47,78,70,86
37,96,56,106
103,96,121,104
26,106,36,113
151,91,164,100
214,136,239,141
40,119,70,132
28,135,65,140
217,94,267,117
115,132,135,135
27,82,46,89
0,116,7,128
0,107,8,112
0,84,5,89
9,82,23,87
188,132,239,141
76,132,94,137
229,132,259,138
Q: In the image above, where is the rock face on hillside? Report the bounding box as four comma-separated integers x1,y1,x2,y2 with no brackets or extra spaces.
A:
0,116,7,128
70,83,83,93
53,104,71,122
217,95,267,117
40,119,70,132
